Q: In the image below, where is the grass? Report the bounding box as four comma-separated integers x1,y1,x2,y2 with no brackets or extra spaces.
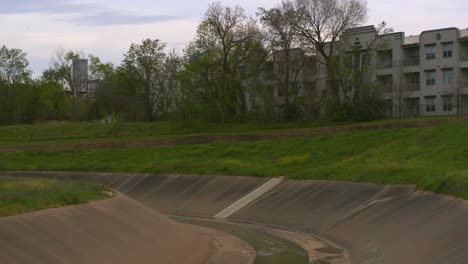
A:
0,122,467,199
0,116,455,146
0,177,112,217
0,120,334,146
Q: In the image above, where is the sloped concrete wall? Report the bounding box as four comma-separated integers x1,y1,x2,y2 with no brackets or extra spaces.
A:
231,180,468,264
3,171,268,217
4,172,468,264
0,194,213,264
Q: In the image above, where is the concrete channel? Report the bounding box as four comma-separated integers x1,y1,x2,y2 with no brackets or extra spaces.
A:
3,171,468,264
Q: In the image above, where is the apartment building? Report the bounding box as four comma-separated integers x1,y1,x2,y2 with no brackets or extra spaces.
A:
261,48,319,116
315,25,468,118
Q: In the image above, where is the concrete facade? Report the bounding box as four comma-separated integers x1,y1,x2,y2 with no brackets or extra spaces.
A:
268,26,468,118
72,59,88,94
317,26,468,118
263,48,319,117
374,27,468,117
71,59,102,98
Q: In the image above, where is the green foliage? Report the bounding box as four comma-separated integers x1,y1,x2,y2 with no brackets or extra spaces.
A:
122,38,164,122
0,45,31,84
0,177,110,217
327,93,385,122
179,2,268,122
1,122,468,199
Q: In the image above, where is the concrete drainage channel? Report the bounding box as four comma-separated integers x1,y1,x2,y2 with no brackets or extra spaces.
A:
3,171,468,264
175,217,309,264
191,176,348,264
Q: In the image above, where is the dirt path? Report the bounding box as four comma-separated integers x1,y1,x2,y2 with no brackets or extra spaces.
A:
0,119,462,153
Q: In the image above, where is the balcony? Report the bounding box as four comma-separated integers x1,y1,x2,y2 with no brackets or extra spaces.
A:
405,83,420,91
377,61,393,70
379,84,393,93
461,52,468,61
463,79,468,89
403,58,420,67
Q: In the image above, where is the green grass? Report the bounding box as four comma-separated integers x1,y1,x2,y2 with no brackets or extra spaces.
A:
0,177,112,217
0,120,334,146
0,116,456,146
0,122,467,198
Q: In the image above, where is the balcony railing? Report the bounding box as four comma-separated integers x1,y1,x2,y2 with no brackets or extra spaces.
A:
380,84,393,93
463,79,468,88
377,61,393,69
405,83,420,91
461,52,468,61
403,58,420,66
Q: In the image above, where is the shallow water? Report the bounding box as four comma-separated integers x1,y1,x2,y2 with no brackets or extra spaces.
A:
176,218,308,264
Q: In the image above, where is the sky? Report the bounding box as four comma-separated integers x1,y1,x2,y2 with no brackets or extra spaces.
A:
1,0,467,76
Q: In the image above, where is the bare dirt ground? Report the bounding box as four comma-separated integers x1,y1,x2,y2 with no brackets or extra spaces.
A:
0,118,462,152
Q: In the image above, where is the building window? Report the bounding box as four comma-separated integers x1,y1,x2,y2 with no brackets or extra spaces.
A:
442,95,453,111
443,43,453,58
425,71,436,86
425,96,436,112
344,55,353,69
290,81,299,94
277,86,285,97
362,54,371,68
425,45,436,60
442,69,453,85
277,64,285,75
407,73,420,91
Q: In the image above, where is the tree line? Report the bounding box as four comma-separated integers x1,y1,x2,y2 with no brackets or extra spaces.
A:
0,0,389,125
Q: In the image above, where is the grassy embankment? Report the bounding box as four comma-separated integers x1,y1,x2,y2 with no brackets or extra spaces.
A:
0,177,112,217
0,120,333,146
0,117,452,146
0,118,467,199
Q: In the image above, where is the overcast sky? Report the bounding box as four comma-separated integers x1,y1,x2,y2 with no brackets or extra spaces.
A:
1,0,467,76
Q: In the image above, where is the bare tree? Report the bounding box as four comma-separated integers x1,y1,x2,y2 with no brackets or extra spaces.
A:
392,61,416,118
258,2,306,119
46,49,84,119
288,0,368,101
377,21,394,35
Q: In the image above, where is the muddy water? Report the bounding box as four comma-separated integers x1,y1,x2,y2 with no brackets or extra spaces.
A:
176,218,308,264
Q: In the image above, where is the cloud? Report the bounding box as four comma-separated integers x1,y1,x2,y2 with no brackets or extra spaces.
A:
69,12,181,26
0,0,93,14
0,0,181,26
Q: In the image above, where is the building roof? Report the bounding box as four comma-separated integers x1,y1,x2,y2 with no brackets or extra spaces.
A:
460,29,468,39
403,28,468,44
404,35,420,46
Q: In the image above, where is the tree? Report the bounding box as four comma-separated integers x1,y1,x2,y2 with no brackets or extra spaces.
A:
46,49,82,119
121,39,166,121
377,21,394,35
324,21,393,121
0,45,32,124
183,1,267,122
88,55,114,81
258,2,306,120
288,0,368,101
158,50,182,119
0,45,31,84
